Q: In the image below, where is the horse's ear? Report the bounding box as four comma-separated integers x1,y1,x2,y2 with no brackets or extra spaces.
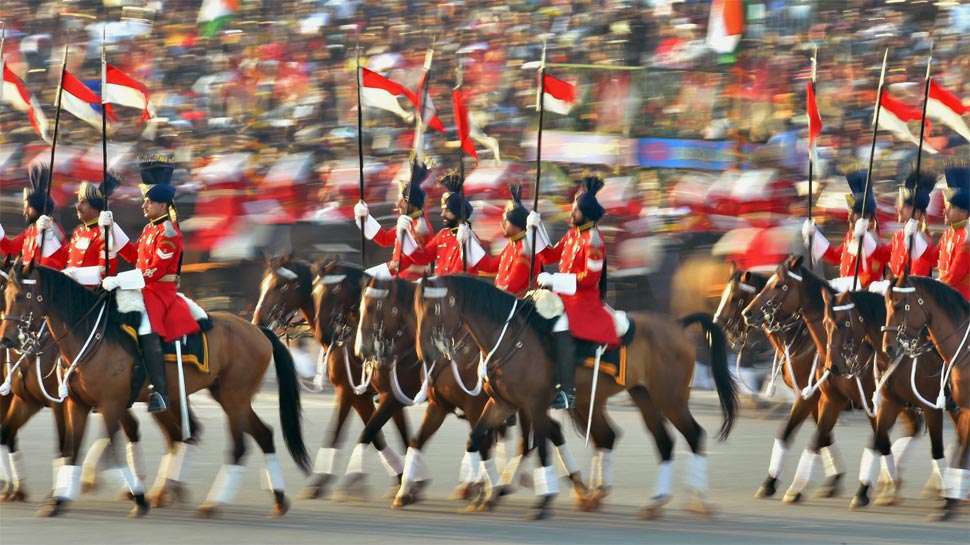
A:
21,260,33,277
739,270,750,284
790,254,804,270
727,260,738,277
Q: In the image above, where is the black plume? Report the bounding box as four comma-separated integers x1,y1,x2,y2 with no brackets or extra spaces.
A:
439,170,464,194
102,171,122,198
582,175,604,196
508,181,523,205
29,162,52,193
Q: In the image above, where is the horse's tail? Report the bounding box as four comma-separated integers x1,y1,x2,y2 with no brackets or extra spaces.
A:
680,312,739,441
259,327,311,474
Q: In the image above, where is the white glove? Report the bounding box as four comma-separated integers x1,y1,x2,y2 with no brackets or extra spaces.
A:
456,223,471,244
36,215,52,231
396,214,412,233
801,219,816,242
101,275,121,291
353,201,369,220
527,211,542,230
537,272,554,288
62,267,77,280
903,218,918,238
98,210,113,228
853,218,869,239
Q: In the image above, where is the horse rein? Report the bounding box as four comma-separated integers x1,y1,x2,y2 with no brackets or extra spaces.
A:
883,286,937,359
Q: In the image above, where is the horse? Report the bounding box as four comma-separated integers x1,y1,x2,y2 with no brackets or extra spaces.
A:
0,263,310,518
883,273,970,521
252,257,411,500
355,275,581,510
742,256,925,507
414,274,739,520
822,286,949,509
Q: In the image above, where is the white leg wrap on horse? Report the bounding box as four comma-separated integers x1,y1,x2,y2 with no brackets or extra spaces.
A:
942,467,970,500
401,447,423,486
482,458,500,493
346,443,367,474
685,453,708,493
54,465,81,500
150,453,173,493
654,460,674,498
768,439,788,479
313,447,339,475
820,445,845,478
378,447,403,477
0,445,11,483
589,450,604,489
466,451,483,483
555,444,580,476
81,436,110,483
534,466,559,496
261,453,286,492
930,458,947,487
204,464,245,505
858,448,879,486
10,450,25,485
789,450,818,492
495,437,508,470
498,455,523,488
880,454,898,483
167,443,194,483
117,465,146,495
458,451,473,483
889,436,914,475
127,442,146,481
52,457,67,489
599,449,615,489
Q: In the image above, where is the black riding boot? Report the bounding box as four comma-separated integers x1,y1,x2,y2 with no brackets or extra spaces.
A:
551,331,576,409
139,333,169,413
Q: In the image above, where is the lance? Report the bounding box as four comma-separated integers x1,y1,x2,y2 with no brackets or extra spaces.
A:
399,40,434,275
355,31,366,266
806,45,817,262
455,57,467,272
528,38,548,291
906,46,933,276
37,39,71,266
101,25,111,272
851,49,888,292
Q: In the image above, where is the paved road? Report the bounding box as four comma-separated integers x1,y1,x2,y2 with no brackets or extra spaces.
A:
1,390,967,545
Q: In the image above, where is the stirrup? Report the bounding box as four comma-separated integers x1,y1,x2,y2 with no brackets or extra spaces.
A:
550,390,573,410
147,391,169,413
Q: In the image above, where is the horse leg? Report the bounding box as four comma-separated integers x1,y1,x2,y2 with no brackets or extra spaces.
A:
756,392,818,499
79,412,112,495
628,385,677,519
547,417,587,502
569,390,617,512
390,404,411,453
663,399,713,517
0,396,41,502
870,397,906,507
196,399,249,518
99,404,149,518
241,406,291,518
38,397,90,517
463,397,514,513
300,386,354,500
933,408,970,522
337,394,405,501
525,407,556,521
920,408,947,499
393,401,448,509
495,412,533,498
146,410,193,508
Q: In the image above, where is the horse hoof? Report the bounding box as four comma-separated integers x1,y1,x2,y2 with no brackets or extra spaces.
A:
35,499,67,518
815,474,843,499
921,483,942,499
195,504,219,519
270,493,290,518
5,488,27,502
129,495,150,519
297,484,322,500
849,495,870,510
755,477,778,499
391,494,412,510
334,474,368,503
80,481,98,495
641,506,661,520
117,488,136,501
782,491,802,504
496,485,514,498
689,498,716,518
524,508,550,521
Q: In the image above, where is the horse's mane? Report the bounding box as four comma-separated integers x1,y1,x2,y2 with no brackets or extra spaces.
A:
798,265,834,314
34,266,141,346
908,275,970,324
434,274,556,333
845,290,886,325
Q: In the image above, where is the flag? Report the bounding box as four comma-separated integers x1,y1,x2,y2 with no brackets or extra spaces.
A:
706,0,745,54
104,63,156,121
469,115,501,164
539,73,576,115
58,70,104,129
198,0,240,39
452,87,478,164
926,78,970,142
360,67,415,122
806,81,822,164
413,71,445,132
2,64,50,142
876,90,937,154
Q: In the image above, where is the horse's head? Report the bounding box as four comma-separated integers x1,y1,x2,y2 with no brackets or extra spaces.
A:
354,276,412,366
252,255,309,329
742,255,805,331
882,273,930,360
822,290,867,376
0,260,43,350
412,276,464,364
714,267,768,349
313,260,365,346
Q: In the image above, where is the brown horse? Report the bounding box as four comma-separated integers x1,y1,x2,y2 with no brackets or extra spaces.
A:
822,287,949,509
0,264,309,518
252,257,411,499
414,274,739,520
883,273,970,521
742,256,923,507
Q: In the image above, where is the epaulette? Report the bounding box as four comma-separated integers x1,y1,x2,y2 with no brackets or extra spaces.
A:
162,220,177,238
836,159,866,175
415,215,431,237
589,227,604,248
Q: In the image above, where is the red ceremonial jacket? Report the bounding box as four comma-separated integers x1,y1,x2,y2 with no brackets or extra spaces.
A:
477,232,545,296
370,213,434,280
821,229,891,288
412,226,485,276
66,221,118,287
117,215,199,341
887,228,935,278
936,221,970,300
543,222,619,346
0,223,67,269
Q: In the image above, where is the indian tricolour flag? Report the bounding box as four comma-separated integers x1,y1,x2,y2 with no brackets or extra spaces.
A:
198,0,240,39
706,0,745,55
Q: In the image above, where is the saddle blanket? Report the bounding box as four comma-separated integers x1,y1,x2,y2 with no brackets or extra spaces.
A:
579,320,636,386
121,325,210,374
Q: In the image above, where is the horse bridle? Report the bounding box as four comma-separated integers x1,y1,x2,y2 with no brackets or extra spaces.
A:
318,275,357,348
262,268,306,335
826,301,871,376
359,286,409,368
752,271,804,334
717,281,757,351
422,286,473,363
884,286,935,359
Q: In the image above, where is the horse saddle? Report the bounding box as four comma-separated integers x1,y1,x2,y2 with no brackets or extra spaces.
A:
579,320,636,387
120,326,210,374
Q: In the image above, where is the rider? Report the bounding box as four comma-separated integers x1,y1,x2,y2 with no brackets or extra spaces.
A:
887,169,936,278
353,160,434,280
803,164,890,290
534,175,619,409
936,162,969,300
476,182,550,296
100,156,200,413
63,174,126,288
405,171,488,275
0,163,67,268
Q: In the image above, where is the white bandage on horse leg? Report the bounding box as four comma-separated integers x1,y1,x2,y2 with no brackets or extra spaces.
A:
789,450,818,492
261,453,285,492
466,451,483,483
458,451,472,483
482,458,499,494
378,447,403,477
9,450,25,487
53,465,81,500
858,448,879,486
0,445,11,484
346,443,367,474
498,455,523,488
889,436,914,477
942,467,970,500
167,442,194,482
820,445,845,478
495,437,508,470
654,460,674,499
685,453,708,494
204,464,245,505
768,438,788,479
599,449,615,489
555,444,580,476
313,447,339,475
118,465,146,495
534,465,559,496
81,437,110,485
880,454,898,483
929,458,947,490
127,441,146,481
401,447,423,486
589,450,604,490
52,457,67,490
